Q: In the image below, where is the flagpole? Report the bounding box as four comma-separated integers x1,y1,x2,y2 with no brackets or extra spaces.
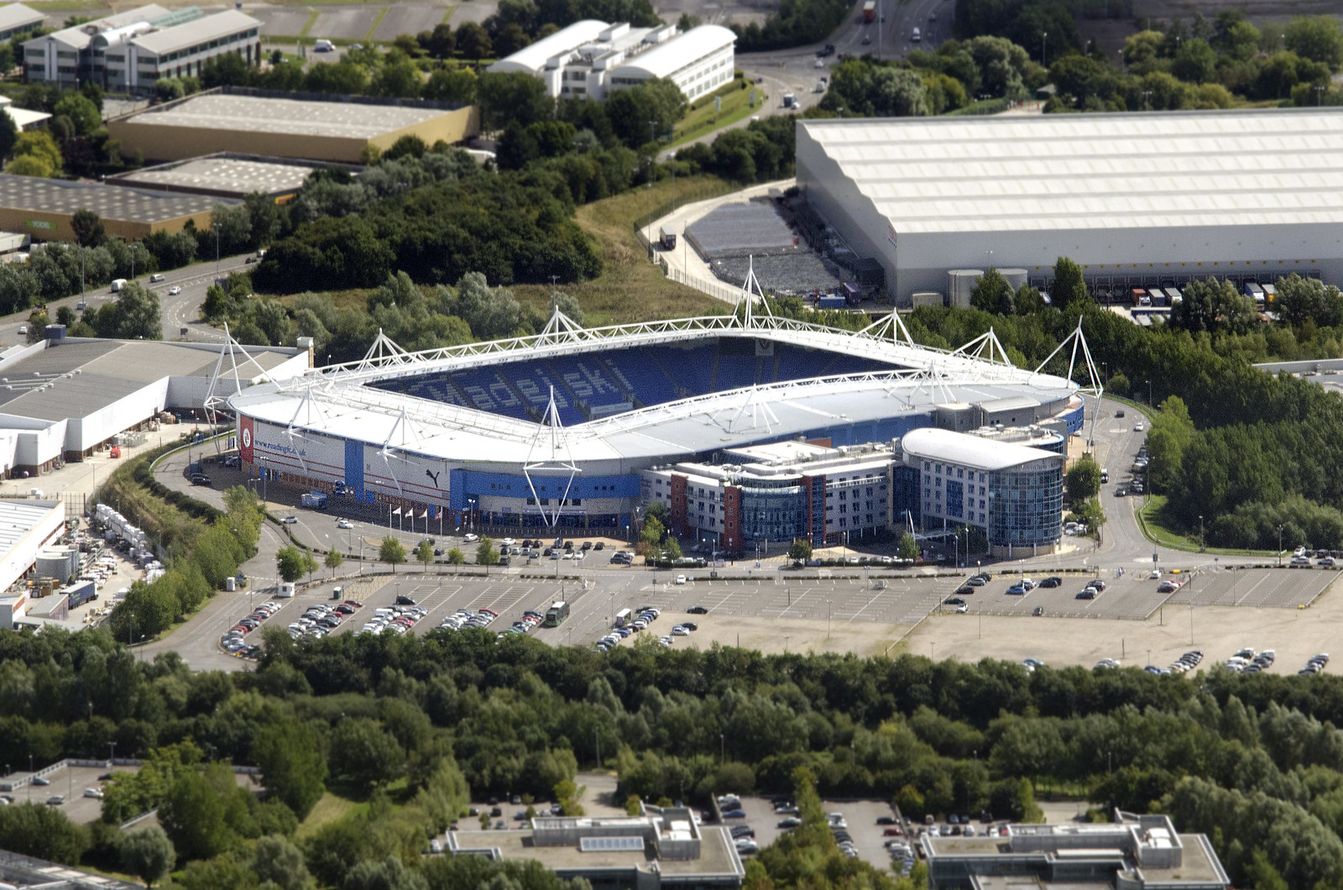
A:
388,504,392,530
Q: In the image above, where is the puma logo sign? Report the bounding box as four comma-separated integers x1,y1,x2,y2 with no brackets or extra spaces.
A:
425,469,441,487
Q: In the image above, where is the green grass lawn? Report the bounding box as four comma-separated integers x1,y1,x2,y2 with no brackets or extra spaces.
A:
1136,494,1273,558
513,175,736,326
297,792,366,839
670,78,765,148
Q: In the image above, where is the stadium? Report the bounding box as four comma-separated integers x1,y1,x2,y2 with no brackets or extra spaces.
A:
229,295,1092,551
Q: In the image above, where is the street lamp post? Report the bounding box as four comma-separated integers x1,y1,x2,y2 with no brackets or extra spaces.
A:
1041,31,1048,68
1198,514,1204,551
1277,523,1284,567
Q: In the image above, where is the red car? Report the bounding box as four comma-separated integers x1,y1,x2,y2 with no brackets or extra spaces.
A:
883,827,904,836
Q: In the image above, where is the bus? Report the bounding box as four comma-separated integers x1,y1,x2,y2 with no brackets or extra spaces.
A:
544,601,570,627
614,607,632,628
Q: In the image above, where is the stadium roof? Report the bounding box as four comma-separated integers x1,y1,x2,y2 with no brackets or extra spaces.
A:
132,9,258,55
117,93,453,141
488,19,607,74
0,174,229,223
230,311,1080,469
611,24,734,79
798,109,1343,235
899,427,1061,471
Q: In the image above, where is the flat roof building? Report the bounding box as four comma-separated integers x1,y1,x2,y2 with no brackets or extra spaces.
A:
797,109,1343,303
444,808,745,888
0,499,65,629
0,337,308,477
0,3,44,41
0,173,226,242
106,154,324,201
107,90,480,164
924,811,1230,890
23,5,261,93
490,20,734,102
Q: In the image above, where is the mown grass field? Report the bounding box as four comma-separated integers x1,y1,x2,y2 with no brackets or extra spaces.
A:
670,76,765,148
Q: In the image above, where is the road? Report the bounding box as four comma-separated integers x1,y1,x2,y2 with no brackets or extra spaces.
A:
0,251,253,348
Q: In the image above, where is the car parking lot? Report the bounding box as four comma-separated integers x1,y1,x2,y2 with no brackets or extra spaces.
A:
723,795,898,872
1166,566,1334,609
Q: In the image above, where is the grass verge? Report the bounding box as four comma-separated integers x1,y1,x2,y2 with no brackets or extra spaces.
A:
363,6,389,40
1136,494,1272,558
297,792,366,839
513,176,737,325
670,77,765,148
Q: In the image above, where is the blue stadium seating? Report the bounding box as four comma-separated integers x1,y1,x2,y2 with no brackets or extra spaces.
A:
368,338,899,422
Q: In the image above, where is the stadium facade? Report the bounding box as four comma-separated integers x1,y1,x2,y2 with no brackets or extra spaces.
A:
229,303,1093,553
796,109,1343,304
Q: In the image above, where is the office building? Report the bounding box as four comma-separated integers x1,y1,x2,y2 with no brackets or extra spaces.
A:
490,20,734,102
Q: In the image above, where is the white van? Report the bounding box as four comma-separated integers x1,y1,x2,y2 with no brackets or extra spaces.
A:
110,278,127,293
911,27,921,42
314,38,334,52
275,581,296,598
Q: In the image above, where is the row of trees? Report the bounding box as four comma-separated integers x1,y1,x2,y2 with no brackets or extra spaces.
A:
8,588,1343,884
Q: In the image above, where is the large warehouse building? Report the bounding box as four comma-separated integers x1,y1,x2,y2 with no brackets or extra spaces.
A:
0,173,225,241
229,306,1087,553
796,109,1343,304
107,91,480,164
0,337,308,477
489,20,734,102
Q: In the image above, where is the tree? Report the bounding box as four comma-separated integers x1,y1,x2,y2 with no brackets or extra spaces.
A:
254,722,328,819
455,21,493,60
379,536,406,571
897,531,919,562
71,209,105,248
344,856,429,890
970,268,1014,315
324,549,343,579
475,537,499,568
1065,455,1101,503
1170,277,1257,335
1051,257,1088,309
120,826,175,887
1072,497,1107,543
0,105,17,160
477,71,552,132
1274,273,1343,327
89,282,162,339
1285,16,1343,70
446,547,464,565
604,78,686,148
158,767,246,862
414,539,435,572
251,835,315,890
276,546,316,584
328,719,404,788
788,539,812,565
53,92,101,135
0,803,89,864
7,130,62,176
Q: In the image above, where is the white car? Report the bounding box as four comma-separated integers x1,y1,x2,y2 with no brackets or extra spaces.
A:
336,519,353,529
1133,421,1145,432
675,574,687,585
83,787,104,799
464,533,479,543
282,515,298,524
168,285,182,295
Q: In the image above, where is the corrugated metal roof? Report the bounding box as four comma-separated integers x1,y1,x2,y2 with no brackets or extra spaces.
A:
0,499,60,554
800,109,1343,234
610,24,734,79
488,19,607,74
900,427,1061,471
132,9,258,55
121,93,452,140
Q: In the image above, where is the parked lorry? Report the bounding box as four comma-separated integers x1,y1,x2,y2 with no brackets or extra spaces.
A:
862,0,876,22
658,226,677,250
